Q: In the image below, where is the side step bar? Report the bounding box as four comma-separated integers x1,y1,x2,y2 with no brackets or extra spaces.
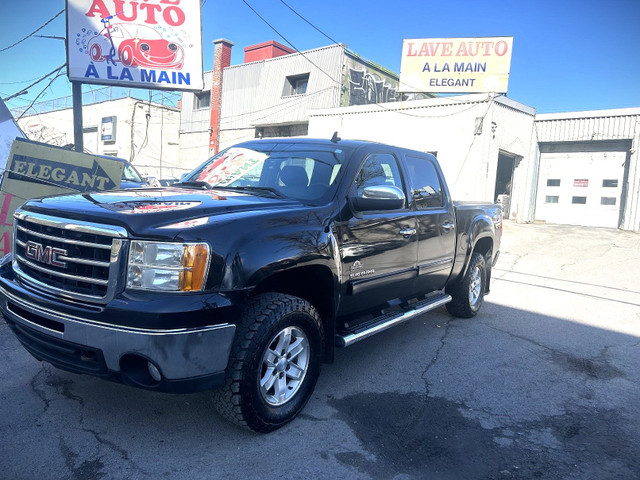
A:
335,293,452,348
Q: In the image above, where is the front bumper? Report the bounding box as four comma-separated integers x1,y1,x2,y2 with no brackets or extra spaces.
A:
0,266,237,393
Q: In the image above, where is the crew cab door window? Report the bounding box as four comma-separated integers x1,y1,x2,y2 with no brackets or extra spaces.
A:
404,156,444,209
405,155,456,293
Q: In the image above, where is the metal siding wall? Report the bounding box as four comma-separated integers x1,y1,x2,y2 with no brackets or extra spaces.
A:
219,45,343,131
536,113,640,142
180,71,213,133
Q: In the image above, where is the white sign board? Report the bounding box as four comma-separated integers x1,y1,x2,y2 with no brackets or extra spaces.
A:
400,37,513,94
66,0,204,91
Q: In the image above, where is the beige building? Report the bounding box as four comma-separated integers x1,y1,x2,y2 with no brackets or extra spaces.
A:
15,92,185,180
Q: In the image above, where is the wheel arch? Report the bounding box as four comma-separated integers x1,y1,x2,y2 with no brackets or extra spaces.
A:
252,265,338,363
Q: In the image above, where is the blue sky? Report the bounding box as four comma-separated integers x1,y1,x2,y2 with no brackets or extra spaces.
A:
1,0,639,114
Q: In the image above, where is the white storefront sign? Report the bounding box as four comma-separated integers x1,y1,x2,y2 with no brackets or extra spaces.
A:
399,37,513,94
66,0,204,91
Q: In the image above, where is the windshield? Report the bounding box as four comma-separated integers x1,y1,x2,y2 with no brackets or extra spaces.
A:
180,145,349,202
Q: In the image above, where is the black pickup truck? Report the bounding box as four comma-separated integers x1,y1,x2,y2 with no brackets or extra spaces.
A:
0,138,501,432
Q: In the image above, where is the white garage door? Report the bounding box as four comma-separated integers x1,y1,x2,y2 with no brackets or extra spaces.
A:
535,150,625,228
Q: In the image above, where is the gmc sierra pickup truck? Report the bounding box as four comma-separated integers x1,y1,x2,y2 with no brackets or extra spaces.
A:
0,138,501,432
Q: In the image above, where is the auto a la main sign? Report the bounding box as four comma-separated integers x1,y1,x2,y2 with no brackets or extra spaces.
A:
399,37,513,94
66,0,204,91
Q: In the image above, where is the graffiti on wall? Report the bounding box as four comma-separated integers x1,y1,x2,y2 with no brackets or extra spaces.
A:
347,66,399,106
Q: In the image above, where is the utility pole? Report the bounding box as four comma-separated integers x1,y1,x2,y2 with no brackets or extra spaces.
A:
72,81,84,152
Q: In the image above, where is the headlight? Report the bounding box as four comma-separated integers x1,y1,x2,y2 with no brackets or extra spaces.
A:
127,241,210,292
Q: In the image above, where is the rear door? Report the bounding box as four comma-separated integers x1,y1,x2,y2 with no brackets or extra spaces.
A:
403,154,456,293
337,152,418,315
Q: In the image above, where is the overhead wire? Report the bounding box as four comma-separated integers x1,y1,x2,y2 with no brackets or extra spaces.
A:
241,0,481,120
240,0,339,85
264,0,494,111
0,9,65,53
277,0,340,45
17,67,67,121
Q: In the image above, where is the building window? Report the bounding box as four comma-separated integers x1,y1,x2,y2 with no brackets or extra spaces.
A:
194,91,210,110
545,196,559,204
602,179,618,188
601,197,617,205
283,73,309,97
546,179,560,187
573,179,589,187
572,196,587,204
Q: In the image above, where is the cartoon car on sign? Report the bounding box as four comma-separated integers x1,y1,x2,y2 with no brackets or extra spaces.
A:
87,24,184,69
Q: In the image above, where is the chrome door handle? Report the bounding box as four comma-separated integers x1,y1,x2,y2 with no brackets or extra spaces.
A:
441,221,455,232
399,227,416,237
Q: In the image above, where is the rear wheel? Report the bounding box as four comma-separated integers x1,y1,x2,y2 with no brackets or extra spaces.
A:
212,293,323,433
446,252,486,318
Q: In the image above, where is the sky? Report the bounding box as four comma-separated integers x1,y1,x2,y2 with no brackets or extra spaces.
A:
1,0,639,115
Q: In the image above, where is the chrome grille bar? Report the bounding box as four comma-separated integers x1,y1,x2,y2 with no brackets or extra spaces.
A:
16,226,112,250
16,255,110,286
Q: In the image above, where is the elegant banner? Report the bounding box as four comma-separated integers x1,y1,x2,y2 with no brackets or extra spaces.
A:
66,0,204,91
0,138,124,255
399,37,513,94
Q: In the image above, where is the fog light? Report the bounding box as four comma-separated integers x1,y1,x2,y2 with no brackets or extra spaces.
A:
147,361,162,382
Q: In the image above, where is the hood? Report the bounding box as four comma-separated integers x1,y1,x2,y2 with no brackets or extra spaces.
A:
21,187,300,239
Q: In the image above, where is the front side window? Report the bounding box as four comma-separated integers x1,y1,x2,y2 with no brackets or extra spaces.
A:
405,155,444,209
354,153,403,196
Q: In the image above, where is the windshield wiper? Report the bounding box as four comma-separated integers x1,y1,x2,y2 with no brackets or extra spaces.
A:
217,186,286,198
174,181,212,190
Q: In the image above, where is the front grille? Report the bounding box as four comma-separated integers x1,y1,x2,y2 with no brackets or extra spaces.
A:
13,211,126,302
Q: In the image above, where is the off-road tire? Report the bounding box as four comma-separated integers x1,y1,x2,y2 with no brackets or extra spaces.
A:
212,293,324,433
446,252,486,318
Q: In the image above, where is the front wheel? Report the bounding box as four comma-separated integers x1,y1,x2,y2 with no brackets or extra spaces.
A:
446,252,486,318
212,293,324,433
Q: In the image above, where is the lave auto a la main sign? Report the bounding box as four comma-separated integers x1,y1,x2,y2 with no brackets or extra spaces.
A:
399,37,514,94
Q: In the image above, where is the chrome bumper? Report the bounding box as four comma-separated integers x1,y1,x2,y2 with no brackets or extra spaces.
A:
0,285,235,381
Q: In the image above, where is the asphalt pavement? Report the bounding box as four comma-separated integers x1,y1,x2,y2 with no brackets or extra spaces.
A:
1,221,639,480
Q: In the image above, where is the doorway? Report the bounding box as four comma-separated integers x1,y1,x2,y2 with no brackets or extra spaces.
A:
494,152,517,201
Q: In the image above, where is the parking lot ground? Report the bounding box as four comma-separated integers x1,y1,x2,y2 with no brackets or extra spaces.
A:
1,221,639,479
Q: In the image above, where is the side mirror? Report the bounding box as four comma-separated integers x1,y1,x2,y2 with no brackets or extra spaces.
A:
351,185,405,211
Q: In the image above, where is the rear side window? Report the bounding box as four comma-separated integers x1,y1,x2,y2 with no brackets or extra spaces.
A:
405,156,444,209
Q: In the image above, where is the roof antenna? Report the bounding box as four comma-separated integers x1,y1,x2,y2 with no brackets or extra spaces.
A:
331,131,341,143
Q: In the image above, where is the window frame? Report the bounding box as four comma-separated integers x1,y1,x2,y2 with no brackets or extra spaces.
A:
282,73,310,97
193,90,211,110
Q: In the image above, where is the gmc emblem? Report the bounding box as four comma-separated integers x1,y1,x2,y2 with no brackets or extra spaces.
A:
24,241,67,269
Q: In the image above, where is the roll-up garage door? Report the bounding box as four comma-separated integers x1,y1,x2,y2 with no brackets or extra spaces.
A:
535,147,626,228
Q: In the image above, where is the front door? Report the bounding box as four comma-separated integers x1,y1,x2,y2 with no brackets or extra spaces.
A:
337,152,418,315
